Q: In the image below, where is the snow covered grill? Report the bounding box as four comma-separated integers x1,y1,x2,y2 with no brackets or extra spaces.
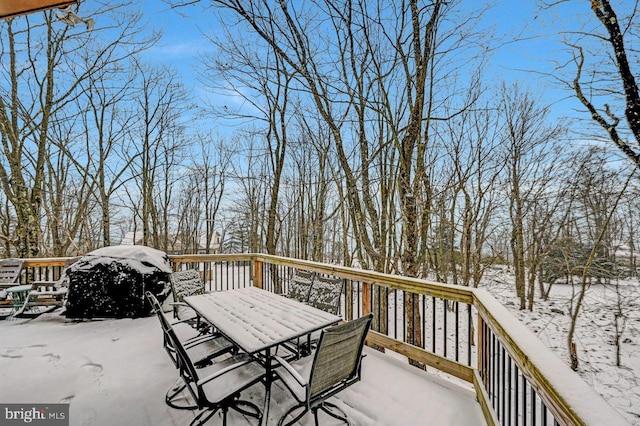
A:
65,245,172,319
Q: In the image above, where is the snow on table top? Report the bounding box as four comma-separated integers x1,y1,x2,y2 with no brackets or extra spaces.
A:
185,287,341,353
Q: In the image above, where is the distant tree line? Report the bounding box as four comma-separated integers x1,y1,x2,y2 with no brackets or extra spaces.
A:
1,0,638,313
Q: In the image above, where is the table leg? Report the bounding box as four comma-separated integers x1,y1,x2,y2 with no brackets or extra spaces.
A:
306,334,312,356
262,347,271,425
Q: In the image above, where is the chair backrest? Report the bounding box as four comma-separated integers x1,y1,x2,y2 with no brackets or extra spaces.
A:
160,307,204,403
286,270,315,302
171,269,204,302
0,258,23,284
147,291,169,329
307,275,343,314
146,291,181,368
308,313,372,404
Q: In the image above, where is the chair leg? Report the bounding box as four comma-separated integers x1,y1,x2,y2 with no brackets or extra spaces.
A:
222,406,229,426
313,407,320,425
165,378,198,410
319,401,350,425
231,399,262,420
189,401,261,426
189,407,220,426
278,404,308,426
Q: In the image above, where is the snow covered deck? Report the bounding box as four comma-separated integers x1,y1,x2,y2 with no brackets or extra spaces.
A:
0,313,485,425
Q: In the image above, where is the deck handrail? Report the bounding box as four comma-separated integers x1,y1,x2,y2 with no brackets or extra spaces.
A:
15,253,630,425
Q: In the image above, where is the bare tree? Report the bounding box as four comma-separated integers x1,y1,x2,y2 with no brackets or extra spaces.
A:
173,171,203,253
540,0,640,166
129,61,187,248
198,137,231,254
225,133,268,254
565,154,636,370
80,64,141,247
297,122,337,262
170,136,231,254
498,82,565,310
0,3,156,256
42,121,94,256
438,96,505,287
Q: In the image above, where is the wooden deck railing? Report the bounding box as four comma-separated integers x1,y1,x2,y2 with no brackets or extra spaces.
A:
19,254,630,426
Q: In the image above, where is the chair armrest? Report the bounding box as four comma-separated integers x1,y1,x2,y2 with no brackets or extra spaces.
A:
183,333,223,349
272,355,308,387
171,315,200,326
196,355,253,386
28,288,67,297
170,302,198,316
31,280,59,286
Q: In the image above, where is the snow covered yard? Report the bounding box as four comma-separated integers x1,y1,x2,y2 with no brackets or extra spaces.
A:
0,313,484,426
483,267,640,424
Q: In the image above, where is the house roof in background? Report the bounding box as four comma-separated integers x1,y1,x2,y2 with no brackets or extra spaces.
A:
119,231,220,251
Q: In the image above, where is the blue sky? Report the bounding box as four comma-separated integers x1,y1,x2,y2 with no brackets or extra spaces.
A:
146,1,546,80
134,0,596,131
142,2,213,91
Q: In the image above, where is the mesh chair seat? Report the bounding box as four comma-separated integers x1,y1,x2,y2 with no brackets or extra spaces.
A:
198,354,265,403
174,304,198,321
172,321,234,367
276,357,312,402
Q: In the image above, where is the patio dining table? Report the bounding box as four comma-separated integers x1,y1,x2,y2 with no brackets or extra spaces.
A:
184,286,341,424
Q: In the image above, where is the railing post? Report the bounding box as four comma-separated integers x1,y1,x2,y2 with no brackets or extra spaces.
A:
253,260,263,289
362,282,371,316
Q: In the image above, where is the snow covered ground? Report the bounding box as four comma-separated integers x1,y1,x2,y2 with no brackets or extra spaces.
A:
482,267,640,424
0,313,484,425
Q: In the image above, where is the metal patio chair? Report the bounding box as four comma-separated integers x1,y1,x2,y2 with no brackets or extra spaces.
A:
13,257,80,318
279,270,317,358
306,275,344,315
0,258,25,318
281,273,344,358
274,313,373,426
285,270,315,303
170,269,209,330
163,308,265,425
171,269,205,317
147,292,236,410
0,258,24,290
